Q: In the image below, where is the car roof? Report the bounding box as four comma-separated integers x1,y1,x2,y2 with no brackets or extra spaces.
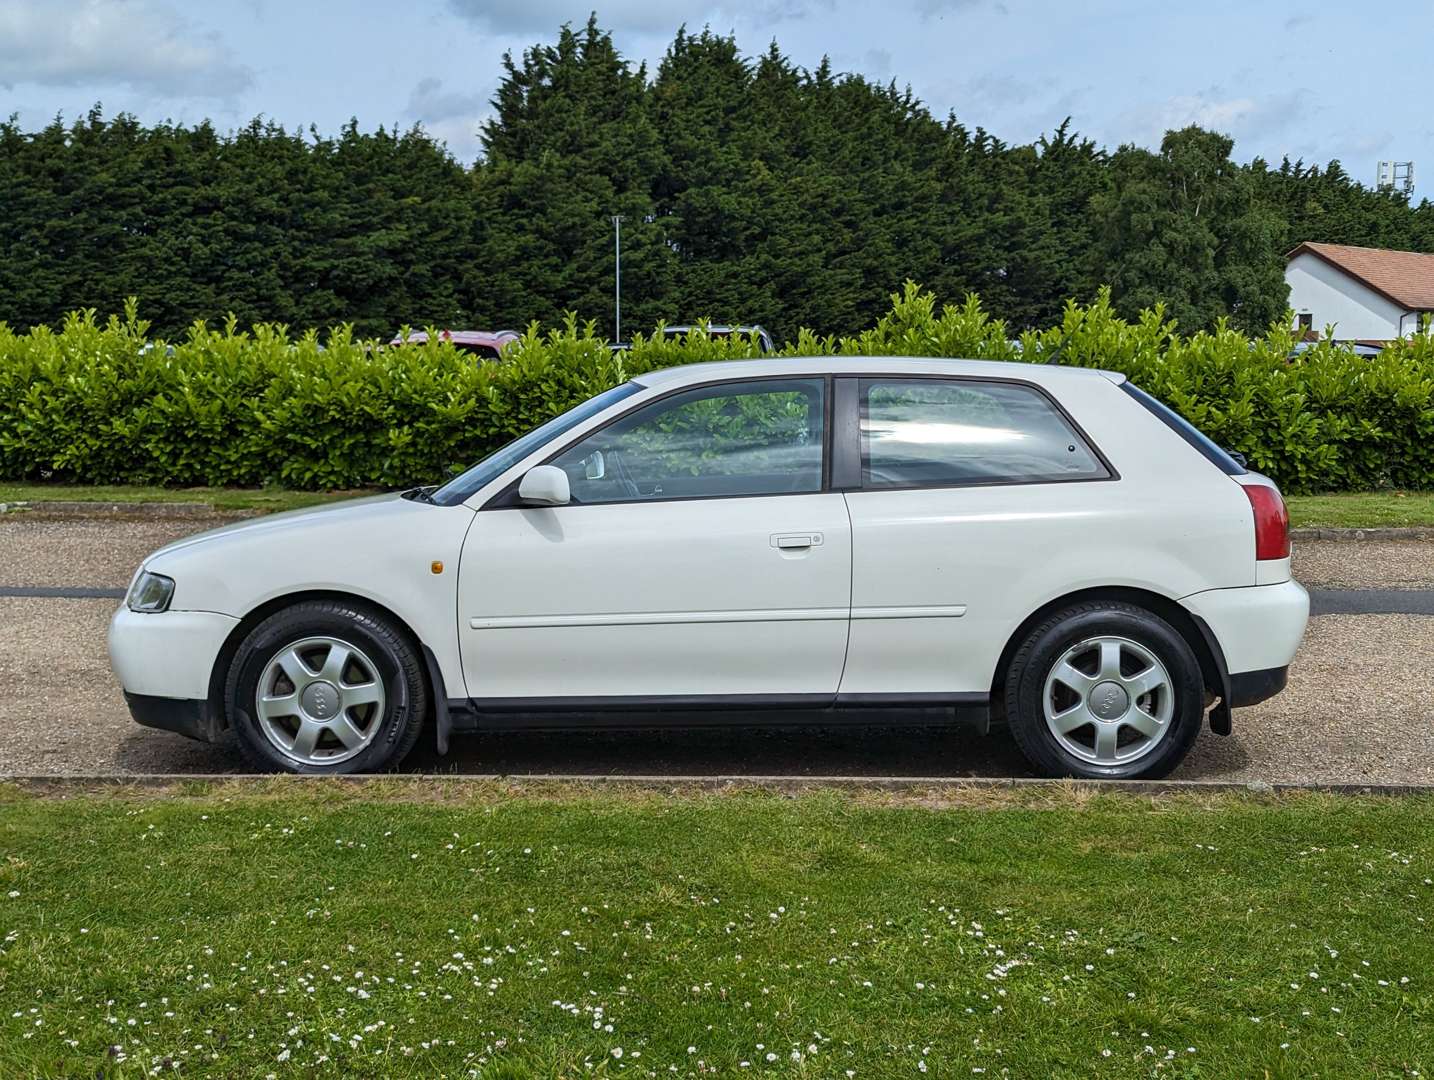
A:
662,324,766,333
631,356,1126,389
389,329,519,346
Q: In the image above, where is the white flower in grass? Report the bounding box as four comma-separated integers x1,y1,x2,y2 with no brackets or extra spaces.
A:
611,1047,623,1059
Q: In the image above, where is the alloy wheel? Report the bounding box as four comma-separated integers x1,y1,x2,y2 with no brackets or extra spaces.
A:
1041,635,1174,766
254,635,387,766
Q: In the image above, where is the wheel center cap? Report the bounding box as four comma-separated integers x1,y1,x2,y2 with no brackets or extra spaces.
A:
301,681,340,720
1090,680,1129,720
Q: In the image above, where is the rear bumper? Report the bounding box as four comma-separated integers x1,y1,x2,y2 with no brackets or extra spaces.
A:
1181,579,1309,701
1228,665,1289,707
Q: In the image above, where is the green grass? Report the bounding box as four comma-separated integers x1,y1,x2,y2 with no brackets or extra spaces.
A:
1286,490,1434,529
0,482,361,513
1,783,1431,1078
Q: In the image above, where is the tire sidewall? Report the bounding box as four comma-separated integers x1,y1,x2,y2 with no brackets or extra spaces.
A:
225,604,421,774
1006,605,1204,780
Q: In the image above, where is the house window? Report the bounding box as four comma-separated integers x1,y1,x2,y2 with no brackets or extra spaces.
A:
1295,313,1314,332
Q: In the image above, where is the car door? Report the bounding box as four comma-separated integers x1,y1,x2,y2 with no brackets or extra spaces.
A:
836,375,1115,698
457,376,852,703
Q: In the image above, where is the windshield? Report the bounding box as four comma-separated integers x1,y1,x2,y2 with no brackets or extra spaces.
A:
431,382,644,506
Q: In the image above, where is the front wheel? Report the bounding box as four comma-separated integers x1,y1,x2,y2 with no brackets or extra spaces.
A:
223,600,428,774
1003,601,1204,780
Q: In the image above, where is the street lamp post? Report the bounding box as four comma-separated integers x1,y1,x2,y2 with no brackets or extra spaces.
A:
611,214,625,342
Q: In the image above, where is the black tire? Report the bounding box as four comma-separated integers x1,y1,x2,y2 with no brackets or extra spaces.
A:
1003,600,1204,780
223,599,428,774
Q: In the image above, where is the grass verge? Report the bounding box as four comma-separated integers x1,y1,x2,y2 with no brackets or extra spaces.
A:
1286,490,1434,529
0,483,361,513
0,783,1430,1077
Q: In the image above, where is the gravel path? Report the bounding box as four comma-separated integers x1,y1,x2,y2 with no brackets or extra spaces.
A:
3,593,1430,784
4,515,1433,782
0,514,235,589
1294,540,1434,589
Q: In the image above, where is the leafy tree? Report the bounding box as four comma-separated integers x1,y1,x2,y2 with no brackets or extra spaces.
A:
1094,127,1287,332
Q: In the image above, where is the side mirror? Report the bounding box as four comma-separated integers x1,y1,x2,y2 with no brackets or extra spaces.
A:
583,450,606,480
518,465,570,507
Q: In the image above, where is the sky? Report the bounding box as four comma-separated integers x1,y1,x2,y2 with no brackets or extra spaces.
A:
1,0,1431,197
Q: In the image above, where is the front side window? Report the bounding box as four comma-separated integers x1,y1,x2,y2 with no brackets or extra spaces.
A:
551,378,826,503
432,382,643,505
860,378,1108,488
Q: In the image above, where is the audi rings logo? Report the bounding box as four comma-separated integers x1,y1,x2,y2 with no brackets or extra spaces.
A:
1093,683,1126,718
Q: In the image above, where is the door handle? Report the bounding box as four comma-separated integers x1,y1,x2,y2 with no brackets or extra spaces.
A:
772,532,822,550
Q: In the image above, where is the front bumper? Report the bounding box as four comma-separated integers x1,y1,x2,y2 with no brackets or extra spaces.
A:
108,606,239,704
123,692,220,742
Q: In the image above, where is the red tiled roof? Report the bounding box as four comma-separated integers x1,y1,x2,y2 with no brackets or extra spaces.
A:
1287,242,1434,311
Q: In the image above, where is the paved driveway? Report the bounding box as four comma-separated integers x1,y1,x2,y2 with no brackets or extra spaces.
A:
3,513,1431,783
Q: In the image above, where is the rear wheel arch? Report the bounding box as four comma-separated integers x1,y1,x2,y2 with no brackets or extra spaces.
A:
991,586,1224,710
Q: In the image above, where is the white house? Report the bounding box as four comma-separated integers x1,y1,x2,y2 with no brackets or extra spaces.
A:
1285,242,1434,342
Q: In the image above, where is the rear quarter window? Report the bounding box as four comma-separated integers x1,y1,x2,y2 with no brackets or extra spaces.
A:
860,378,1110,488
1120,382,1247,476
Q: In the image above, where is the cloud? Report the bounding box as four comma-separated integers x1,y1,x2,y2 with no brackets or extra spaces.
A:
405,77,491,161
863,48,892,78
407,76,486,122
1126,87,1313,145
956,72,1052,111
449,0,715,35
0,0,252,97
446,0,830,38
914,0,996,17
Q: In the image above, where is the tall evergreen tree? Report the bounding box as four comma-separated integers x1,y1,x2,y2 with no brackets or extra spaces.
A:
474,16,672,337
5,18,1434,340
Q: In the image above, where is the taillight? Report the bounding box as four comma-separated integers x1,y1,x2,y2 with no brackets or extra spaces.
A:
1243,484,1290,560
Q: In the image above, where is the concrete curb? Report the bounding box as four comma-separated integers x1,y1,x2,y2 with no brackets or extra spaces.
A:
3,773,1434,796
1292,526,1434,541
0,500,253,519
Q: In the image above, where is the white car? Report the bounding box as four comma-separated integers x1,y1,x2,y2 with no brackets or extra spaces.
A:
109,357,1309,779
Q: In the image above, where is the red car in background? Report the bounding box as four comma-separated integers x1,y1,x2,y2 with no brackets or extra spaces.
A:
389,329,520,360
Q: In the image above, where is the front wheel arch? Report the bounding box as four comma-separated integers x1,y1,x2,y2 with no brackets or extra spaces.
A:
990,586,1224,719
205,590,433,739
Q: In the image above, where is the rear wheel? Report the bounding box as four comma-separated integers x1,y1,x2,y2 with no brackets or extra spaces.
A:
1004,601,1204,780
223,600,427,774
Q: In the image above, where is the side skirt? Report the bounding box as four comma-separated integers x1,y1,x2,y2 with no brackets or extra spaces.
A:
447,693,991,733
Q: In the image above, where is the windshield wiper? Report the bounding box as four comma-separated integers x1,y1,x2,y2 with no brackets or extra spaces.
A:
401,486,436,504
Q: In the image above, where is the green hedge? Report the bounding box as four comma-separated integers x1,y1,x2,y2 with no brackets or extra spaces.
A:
4,288,1434,494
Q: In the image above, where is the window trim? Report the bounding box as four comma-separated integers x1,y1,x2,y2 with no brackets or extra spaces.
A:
833,374,1118,493
482,373,836,510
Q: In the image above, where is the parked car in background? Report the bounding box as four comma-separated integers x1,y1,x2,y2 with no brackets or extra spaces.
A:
109,356,1307,780
1287,340,1385,359
660,324,775,352
390,329,520,360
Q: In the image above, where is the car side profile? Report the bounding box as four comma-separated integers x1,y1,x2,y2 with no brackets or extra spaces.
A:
108,357,1309,779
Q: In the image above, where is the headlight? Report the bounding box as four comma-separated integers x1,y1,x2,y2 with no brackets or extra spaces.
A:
127,571,175,613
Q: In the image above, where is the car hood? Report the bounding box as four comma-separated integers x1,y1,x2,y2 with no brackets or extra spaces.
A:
142,492,415,565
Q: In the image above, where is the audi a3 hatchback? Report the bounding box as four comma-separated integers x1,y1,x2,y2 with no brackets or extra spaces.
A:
109,357,1309,778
